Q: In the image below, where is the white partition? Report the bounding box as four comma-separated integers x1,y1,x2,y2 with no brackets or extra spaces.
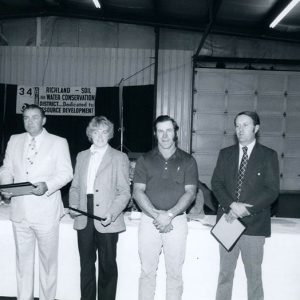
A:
1,208,300,300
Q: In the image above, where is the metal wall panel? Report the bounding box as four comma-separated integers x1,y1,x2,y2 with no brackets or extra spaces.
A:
0,46,155,87
0,46,194,151
156,50,193,152
193,68,300,190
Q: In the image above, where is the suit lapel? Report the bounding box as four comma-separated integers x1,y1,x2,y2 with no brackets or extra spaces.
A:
81,150,91,192
238,143,262,201
34,130,51,166
229,145,240,186
243,143,261,182
20,134,28,174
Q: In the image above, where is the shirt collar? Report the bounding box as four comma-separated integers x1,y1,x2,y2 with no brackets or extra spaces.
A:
26,128,45,144
152,147,180,160
90,144,108,155
239,139,256,156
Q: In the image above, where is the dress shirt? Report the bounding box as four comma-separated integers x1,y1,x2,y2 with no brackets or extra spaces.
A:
25,129,45,154
238,139,256,168
86,144,108,194
25,129,46,171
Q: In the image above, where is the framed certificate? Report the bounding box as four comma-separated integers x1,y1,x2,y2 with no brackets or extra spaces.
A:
0,182,36,197
211,214,246,252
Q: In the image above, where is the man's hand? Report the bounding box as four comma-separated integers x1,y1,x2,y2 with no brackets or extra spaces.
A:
101,212,113,227
153,210,173,233
0,190,13,200
0,190,12,204
230,202,253,218
225,210,238,223
157,223,173,233
31,182,48,196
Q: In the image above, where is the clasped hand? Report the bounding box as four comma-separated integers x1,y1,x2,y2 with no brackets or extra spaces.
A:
229,202,253,219
153,210,173,233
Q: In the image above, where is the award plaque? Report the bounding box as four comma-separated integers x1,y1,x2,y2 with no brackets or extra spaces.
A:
211,214,246,251
0,182,36,197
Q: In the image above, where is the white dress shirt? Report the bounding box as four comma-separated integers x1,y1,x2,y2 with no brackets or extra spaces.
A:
25,129,46,171
86,144,108,194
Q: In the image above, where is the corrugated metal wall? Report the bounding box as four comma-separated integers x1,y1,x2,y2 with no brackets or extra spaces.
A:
0,46,194,151
0,47,155,86
156,50,193,151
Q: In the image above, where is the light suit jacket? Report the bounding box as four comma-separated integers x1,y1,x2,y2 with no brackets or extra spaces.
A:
69,145,130,233
0,129,73,223
211,142,279,237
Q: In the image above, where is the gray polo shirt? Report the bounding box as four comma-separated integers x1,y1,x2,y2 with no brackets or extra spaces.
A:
133,147,198,210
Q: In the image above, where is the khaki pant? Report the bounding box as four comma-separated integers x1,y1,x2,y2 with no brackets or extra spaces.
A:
138,213,188,300
216,235,265,300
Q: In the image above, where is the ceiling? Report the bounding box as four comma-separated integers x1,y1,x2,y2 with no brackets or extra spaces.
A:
1,0,300,44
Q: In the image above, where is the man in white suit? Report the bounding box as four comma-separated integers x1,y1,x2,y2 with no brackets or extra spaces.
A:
0,104,73,300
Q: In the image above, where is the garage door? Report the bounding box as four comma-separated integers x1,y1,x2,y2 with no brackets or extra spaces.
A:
192,68,300,190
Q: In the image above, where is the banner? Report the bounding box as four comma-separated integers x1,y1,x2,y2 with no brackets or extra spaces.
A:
16,86,96,116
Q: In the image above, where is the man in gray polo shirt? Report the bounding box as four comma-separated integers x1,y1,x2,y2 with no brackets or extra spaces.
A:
133,115,198,300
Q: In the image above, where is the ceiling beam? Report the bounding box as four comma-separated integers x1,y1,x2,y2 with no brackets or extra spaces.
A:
0,4,299,44
193,0,223,59
194,55,300,66
212,22,300,43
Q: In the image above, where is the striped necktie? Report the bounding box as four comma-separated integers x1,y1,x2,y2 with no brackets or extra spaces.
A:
235,146,248,201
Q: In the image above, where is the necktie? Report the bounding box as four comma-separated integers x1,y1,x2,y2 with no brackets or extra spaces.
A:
235,146,248,201
27,137,37,166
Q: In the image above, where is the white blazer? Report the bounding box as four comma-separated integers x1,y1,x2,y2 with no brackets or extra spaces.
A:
0,129,73,223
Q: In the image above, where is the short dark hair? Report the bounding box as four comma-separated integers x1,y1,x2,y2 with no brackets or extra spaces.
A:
22,103,46,118
153,115,179,142
86,116,114,143
234,111,260,126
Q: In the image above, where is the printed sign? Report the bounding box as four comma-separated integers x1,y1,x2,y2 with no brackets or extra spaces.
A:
16,86,96,116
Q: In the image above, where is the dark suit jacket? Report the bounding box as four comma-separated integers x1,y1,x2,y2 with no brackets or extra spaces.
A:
211,142,279,237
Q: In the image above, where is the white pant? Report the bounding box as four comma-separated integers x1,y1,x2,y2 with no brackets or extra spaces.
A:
138,213,188,300
12,220,60,300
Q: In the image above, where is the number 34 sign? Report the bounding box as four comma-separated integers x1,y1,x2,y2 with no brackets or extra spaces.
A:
16,86,37,114
16,85,96,116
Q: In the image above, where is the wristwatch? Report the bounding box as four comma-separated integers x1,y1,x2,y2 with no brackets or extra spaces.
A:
167,211,174,218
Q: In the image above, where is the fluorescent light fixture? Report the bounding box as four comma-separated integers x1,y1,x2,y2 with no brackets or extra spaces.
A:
93,0,101,9
270,0,300,28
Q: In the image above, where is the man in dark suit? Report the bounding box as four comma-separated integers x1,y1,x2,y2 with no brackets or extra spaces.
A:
211,111,279,300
